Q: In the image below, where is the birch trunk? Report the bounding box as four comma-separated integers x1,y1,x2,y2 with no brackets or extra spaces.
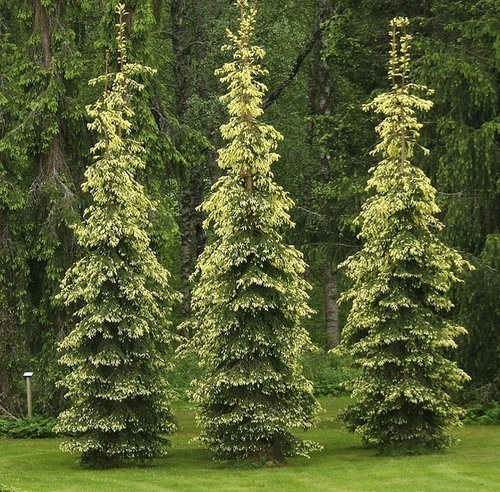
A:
323,259,340,349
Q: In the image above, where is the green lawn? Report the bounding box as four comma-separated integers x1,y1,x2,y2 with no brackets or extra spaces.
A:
1,397,499,492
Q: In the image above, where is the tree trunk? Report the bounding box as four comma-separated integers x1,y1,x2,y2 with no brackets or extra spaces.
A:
171,0,208,333
179,186,193,327
171,0,192,330
34,0,53,68
323,259,340,349
32,3,73,339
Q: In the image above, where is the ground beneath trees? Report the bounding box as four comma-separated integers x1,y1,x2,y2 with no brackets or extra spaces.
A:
1,397,498,491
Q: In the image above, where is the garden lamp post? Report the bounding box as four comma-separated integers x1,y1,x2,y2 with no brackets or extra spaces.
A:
23,372,33,418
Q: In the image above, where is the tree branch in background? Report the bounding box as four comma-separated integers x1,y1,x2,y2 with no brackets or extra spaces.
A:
264,24,325,109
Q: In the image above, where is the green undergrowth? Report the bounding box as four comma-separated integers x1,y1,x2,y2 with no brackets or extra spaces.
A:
463,402,500,425
1,397,499,492
301,351,355,397
168,353,203,401
170,350,353,401
0,417,57,439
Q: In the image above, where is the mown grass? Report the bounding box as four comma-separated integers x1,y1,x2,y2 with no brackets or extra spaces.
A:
1,397,499,492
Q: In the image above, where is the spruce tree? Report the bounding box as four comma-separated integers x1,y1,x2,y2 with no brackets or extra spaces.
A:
338,17,471,453
55,4,179,468
0,22,32,412
183,0,320,464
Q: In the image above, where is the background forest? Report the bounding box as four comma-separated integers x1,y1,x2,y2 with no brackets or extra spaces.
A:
0,0,498,420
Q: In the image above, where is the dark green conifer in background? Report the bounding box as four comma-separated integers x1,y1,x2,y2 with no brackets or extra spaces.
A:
0,18,32,412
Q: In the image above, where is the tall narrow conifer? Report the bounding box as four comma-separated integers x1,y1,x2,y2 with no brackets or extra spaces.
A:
338,17,471,453
55,4,179,468
184,0,320,464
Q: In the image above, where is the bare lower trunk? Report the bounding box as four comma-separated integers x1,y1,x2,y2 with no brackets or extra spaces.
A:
309,0,336,347
172,0,192,332
171,0,209,334
179,166,206,334
191,165,206,258
323,260,340,349
180,186,192,332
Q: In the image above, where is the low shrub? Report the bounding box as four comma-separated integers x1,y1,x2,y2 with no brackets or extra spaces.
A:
0,416,57,438
463,402,500,425
169,349,355,400
300,349,355,397
169,353,203,401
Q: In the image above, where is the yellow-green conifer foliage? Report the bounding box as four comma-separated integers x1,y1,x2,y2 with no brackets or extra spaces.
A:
338,17,471,453
55,4,179,468
184,0,320,464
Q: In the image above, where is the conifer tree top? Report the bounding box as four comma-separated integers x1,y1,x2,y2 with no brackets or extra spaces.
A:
87,4,156,160
364,17,433,172
215,0,283,190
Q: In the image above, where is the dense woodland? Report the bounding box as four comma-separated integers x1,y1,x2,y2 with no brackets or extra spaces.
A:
0,0,498,464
